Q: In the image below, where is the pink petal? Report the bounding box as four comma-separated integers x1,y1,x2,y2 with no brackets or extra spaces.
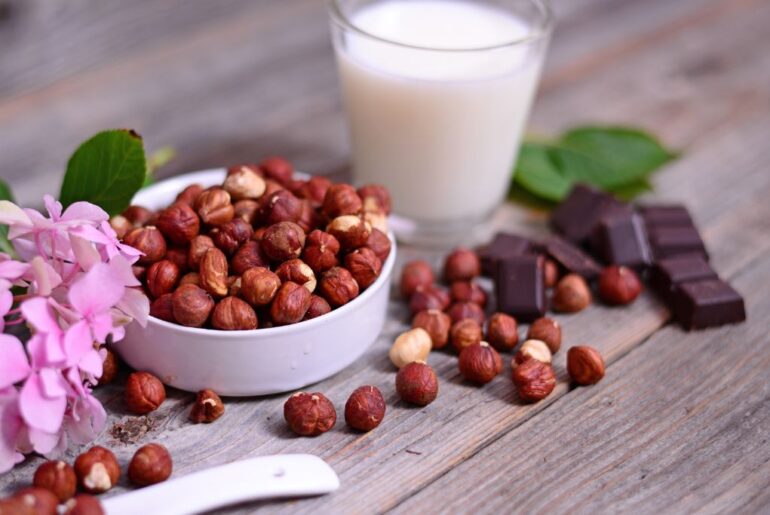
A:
39,368,69,398
68,263,125,316
21,297,62,335
69,234,101,272
28,256,63,297
66,394,106,445
19,373,66,433
0,290,11,332
0,392,25,473
115,289,149,328
79,350,103,378
61,202,108,224
109,255,141,287
43,195,63,221
28,427,62,455
0,200,33,228
90,312,117,343
63,321,94,367
0,260,30,281
0,334,31,389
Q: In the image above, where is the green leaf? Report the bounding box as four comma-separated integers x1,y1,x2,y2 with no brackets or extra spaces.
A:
59,130,147,216
0,179,15,255
608,178,654,201
144,145,176,188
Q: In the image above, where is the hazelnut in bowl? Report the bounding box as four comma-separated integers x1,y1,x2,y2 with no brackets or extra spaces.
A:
114,167,396,396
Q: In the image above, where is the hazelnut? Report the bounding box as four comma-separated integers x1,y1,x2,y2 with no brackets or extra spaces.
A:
544,258,560,288
175,184,204,206
195,188,234,226
260,190,303,225
567,346,605,385
233,199,260,224
125,371,166,414
395,361,438,406
459,342,502,384
297,176,332,207
527,317,562,353
179,272,201,287
223,166,267,200
447,302,485,325
302,230,340,273
326,215,371,250
122,205,155,227
322,184,362,219
261,221,306,262
33,460,76,502
270,281,312,325
443,248,481,282
132,265,146,282
99,349,119,385
276,259,317,292
64,495,104,515
598,265,642,305
150,293,176,323
297,199,319,234
362,209,388,234
73,446,120,494
318,266,360,307
259,156,294,185
552,273,592,313
357,184,392,214
211,218,254,256
123,226,167,265
231,241,269,275
189,389,225,423
304,295,332,320
486,313,519,352
146,259,180,298
212,296,258,330
451,319,483,352
128,443,173,487
156,202,200,245
343,247,382,289
449,281,487,307
389,328,432,368
409,285,450,315
200,247,229,297
12,487,58,515
262,178,286,198
366,228,392,263
109,215,132,239
227,275,242,297
172,284,214,327
227,163,263,177
345,385,386,432
164,247,189,272
283,392,336,436
511,358,556,403
412,309,451,349
188,235,216,270
240,267,281,307
513,339,552,366
399,260,434,298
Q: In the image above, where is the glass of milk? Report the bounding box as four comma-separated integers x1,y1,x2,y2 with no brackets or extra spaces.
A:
329,0,554,245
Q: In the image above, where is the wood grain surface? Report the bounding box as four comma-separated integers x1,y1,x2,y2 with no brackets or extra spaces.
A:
1,0,768,513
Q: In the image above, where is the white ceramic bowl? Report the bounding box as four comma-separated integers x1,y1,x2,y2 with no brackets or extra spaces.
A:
114,169,396,396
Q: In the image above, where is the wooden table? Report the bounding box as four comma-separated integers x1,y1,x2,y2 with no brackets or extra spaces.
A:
2,0,769,512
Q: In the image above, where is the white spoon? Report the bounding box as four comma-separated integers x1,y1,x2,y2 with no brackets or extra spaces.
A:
102,454,340,515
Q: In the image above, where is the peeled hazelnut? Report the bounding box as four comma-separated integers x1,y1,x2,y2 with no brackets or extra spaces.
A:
400,260,434,298
409,285,450,315
412,309,451,349
150,293,176,322
366,229,392,263
74,446,120,494
233,199,260,224
344,247,382,289
544,258,560,288
109,215,132,239
276,259,317,292
283,392,336,436
297,176,332,207
513,339,552,367
318,266,360,307
128,443,172,487
189,389,225,423
64,495,104,515
598,265,642,305
512,358,556,403
33,460,77,502
99,349,119,385
362,209,388,234
527,317,562,353
146,259,180,298
486,313,519,352
443,248,481,282
240,267,281,307
322,183,362,219
567,346,605,385
122,205,155,227
552,273,592,313
389,328,432,368
259,156,294,185
124,226,167,265
172,284,214,327
195,188,234,226
200,248,229,297
261,221,306,262
459,342,502,384
223,166,267,200
212,296,258,330
270,282,312,325
451,319,483,352
396,361,438,406
188,235,215,270
357,184,392,214
125,371,166,415
211,218,253,255
326,215,371,250
13,487,59,515
261,190,303,225
227,275,242,297
302,230,340,273
449,281,487,307
227,163,263,177
231,241,269,275
156,202,200,245
447,301,485,325
175,184,204,206
304,295,332,320
345,385,386,432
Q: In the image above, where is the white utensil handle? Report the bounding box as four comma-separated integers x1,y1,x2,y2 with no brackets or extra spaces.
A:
103,454,339,515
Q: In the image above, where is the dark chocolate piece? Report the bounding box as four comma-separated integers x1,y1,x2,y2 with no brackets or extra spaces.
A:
545,236,602,280
550,184,622,243
494,254,546,322
478,232,533,276
649,255,718,303
592,208,652,268
639,204,694,229
648,226,708,260
674,279,746,330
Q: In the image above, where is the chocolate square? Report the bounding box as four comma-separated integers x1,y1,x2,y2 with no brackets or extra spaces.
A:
648,226,709,260
639,204,694,229
592,209,652,268
550,184,622,243
674,279,746,330
545,235,602,280
650,255,718,303
494,254,546,322
478,232,534,276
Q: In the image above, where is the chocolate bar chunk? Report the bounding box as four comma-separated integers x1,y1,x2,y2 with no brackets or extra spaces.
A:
592,208,652,268
649,255,718,303
550,184,622,243
648,226,708,260
639,204,694,229
674,279,746,330
478,232,533,276
545,236,602,280
495,254,546,322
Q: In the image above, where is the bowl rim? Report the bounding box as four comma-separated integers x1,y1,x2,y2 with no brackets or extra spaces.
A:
132,168,397,339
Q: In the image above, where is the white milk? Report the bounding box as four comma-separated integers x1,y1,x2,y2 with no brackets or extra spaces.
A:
334,0,547,224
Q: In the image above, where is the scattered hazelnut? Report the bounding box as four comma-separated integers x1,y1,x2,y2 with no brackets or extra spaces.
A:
389,328,432,368
240,267,281,307
304,295,332,320
486,313,519,352
200,247,229,297
64,495,104,515
175,184,204,206
128,443,173,487
449,281,487,307
443,248,481,282
395,361,438,406
598,265,642,305
223,166,267,200
33,460,76,502
409,285,450,315
188,235,216,270
511,358,556,403
276,259,317,292
125,371,166,415
231,241,269,275
233,199,260,224
322,184,362,219
156,202,200,245
172,284,214,327
302,230,340,273
450,319,483,352
99,349,119,385
567,346,605,385
146,259,180,298
109,215,132,239
270,282,312,325
544,258,560,288
412,309,451,349
357,184,392,214
212,296,258,330
447,301,485,325
345,385,386,432
458,342,502,384
73,446,120,494
150,293,176,322
527,317,562,353
513,339,552,366
318,266,360,307
283,392,336,436
552,273,592,313
366,228,392,263
195,188,234,226
123,226,167,265
326,215,371,250
259,156,294,185
189,389,225,423
261,221,306,262
399,260,434,298
122,205,155,227
343,247,382,288
12,487,58,515
260,190,303,225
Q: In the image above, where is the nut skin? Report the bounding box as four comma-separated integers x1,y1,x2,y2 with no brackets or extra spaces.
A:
443,248,481,282
362,209,388,235
598,265,642,305
150,293,176,323
318,267,360,307
13,487,59,515
109,215,133,240
195,188,234,226
64,495,104,515
389,328,432,368
164,247,189,272
259,156,294,185
73,446,121,494
322,184,362,219
409,285,450,315
223,166,267,200
412,309,451,349
33,460,77,502
156,202,200,245
122,205,155,227
125,371,166,415
270,282,312,325
211,218,253,256
240,267,281,307
98,349,120,385
486,313,519,352
146,259,180,298
449,281,487,307
200,247,229,297
231,241,269,275
233,199,260,225
544,259,560,288
188,235,216,270
357,184,392,214
395,361,438,406
447,302,485,325
304,295,332,320
276,259,317,292
283,392,337,436
302,230,340,274
527,317,562,353
345,386,386,432
511,358,556,403
459,342,502,384
128,444,173,487
451,319,483,352
179,272,201,287
260,190,303,225
296,176,332,207
399,261,434,298
513,339,552,366
261,221,306,262
343,247,382,289
172,284,214,327
326,215,371,250
189,389,225,423
212,296,258,330
366,229,392,263
567,346,605,385
175,184,204,206
123,226,167,265
552,273,592,313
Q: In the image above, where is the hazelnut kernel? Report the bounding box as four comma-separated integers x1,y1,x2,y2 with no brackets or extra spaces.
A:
128,443,172,487
13,487,59,514
33,460,77,502
443,247,481,282
322,183,363,219
259,156,294,185
458,342,503,384
343,247,382,289
156,202,200,245
195,188,234,226
199,247,229,297
389,328,432,368
211,218,253,256
223,166,267,200
399,260,434,298
261,221,306,262
345,385,386,432
447,301,485,325
150,293,176,323
544,258,560,288
486,313,518,351
122,205,155,226
123,226,167,265
276,259,317,292
212,296,258,330
449,281,487,307
64,494,104,515
73,446,121,494
409,285,450,315
231,241,269,275
188,235,216,270
260,190,303,225
412,309,452,349
318,267,360,307
240,267,281,307
395,361,438,406
109,215,132,239
552,273,592,313
357,184,392,214
450,319,483,352
527,317,562,353
598,265,642,305
366,228,392,263
175,184,205,206
233,199,260,224
283,392,336,436
513,339,552,367
146,259,180,298
99,349,120,385
326,215,371,250
125,371,166,414
270,281,312,325
567,346,605,385
304,295,332,320
511,358,556,403
190,389,225,423
172,284,214,327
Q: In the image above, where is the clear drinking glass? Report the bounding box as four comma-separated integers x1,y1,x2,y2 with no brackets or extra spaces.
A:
329,0,554,246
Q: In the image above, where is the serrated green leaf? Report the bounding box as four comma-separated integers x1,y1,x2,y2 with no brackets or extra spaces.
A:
0,179,15,255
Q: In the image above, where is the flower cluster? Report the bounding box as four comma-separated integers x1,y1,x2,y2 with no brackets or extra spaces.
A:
0,196,148,473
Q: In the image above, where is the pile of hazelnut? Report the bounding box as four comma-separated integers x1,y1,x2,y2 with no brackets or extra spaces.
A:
112,157,392,330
